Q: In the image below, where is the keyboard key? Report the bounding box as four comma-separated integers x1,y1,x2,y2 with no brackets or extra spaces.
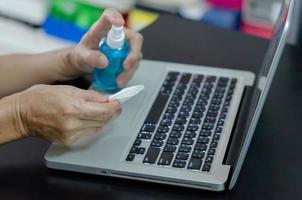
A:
211,98,222,105
206,76,216,82
182,138,194,145
208,148,216,156
231,78,237,84
175,117,187,125
216,127,222,133
169,101,180,108
221,107,228,113
142,124,156,132
164,145,177,152
219,77,229,82
179,145,192,153
134,139,142,146
158,152,174,166
154,132,167,140
197,136,209,144
151,139,164,147
220,113,227,120
138,132,152,140
187,124,199,132
192,112,204,119
130,147,146,154
202,163,211,172
126,153,135,161
194,143,207,151
190,118,201,124
213,134,220,141
176,152,189,160
166,72,179,81
210,141,218,148
157,126,170,133
218,120,224,127
184,131,197,138
202,123,214,130
166,107,178,114
130,147,139,154
217,81,228,87
178,111,190,118
164,113,175,120
161,119,172,126
180,107,191,113
170,131,182,138
138,147,146,154
187,158,202,170
200,130,212,137
193,74,204,83
173,124,185,132
209,105,220,111
207,110,218,117
143,147,161,164
179,73,192,84
205,155,214,163
172,160,187,168
204,117,216,124
145,94,169,124
213,93,224,99
192,150,205,159
224,101,231,106
167,138,179,145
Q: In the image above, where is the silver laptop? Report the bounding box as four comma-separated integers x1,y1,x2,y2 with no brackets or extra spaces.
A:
45,0,294,191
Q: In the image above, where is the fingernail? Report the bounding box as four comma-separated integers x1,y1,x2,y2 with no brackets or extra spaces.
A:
100,56,108,67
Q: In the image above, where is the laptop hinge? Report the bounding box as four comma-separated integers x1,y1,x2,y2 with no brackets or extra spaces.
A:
222,85,255,184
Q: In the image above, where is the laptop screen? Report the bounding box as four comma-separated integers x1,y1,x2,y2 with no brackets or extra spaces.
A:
229,0,294,189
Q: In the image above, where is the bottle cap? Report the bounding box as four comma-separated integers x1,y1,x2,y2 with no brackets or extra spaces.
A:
106,25,125,49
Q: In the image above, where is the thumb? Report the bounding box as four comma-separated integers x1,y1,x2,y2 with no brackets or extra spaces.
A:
80,49,108,72
80,8,125,49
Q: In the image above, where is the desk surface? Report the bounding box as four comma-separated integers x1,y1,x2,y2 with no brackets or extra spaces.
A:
1,15,302,200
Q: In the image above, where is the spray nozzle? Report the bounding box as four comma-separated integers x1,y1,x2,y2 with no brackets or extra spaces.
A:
106,25,125,49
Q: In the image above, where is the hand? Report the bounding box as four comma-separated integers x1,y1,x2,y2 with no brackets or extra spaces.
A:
62,8,144,87
12,85,121,145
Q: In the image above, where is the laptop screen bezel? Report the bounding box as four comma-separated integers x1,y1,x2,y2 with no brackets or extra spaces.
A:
229,0,294,189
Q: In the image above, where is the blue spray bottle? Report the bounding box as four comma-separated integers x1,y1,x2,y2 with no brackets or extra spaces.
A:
93,25,129,93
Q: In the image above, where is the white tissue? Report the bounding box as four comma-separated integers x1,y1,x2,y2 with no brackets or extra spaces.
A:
109,85,144,103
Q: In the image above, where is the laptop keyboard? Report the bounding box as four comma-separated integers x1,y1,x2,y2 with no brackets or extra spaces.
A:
126,71,237,172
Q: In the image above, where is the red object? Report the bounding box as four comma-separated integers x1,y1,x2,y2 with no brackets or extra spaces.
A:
241,22,273,39
123,13,129,28
206,0,242,10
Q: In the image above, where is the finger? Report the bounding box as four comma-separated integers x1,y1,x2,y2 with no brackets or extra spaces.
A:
117,61,139,87
79,101,121,122
81,8,125,48
79,49,108,72
124,28,144,70
77,89,109,103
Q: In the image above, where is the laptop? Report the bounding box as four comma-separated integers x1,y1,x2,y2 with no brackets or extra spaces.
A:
45,0,294,191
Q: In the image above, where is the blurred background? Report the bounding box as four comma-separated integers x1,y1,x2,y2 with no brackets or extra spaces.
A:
0,0,301,55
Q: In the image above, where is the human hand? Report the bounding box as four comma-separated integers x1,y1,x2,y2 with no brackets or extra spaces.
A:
14,85,121,145
61,8,143,87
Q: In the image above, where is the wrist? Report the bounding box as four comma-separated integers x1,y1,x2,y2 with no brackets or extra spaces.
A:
0,93,29,144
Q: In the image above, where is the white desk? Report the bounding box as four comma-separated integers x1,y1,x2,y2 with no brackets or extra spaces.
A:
0,17,73,55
